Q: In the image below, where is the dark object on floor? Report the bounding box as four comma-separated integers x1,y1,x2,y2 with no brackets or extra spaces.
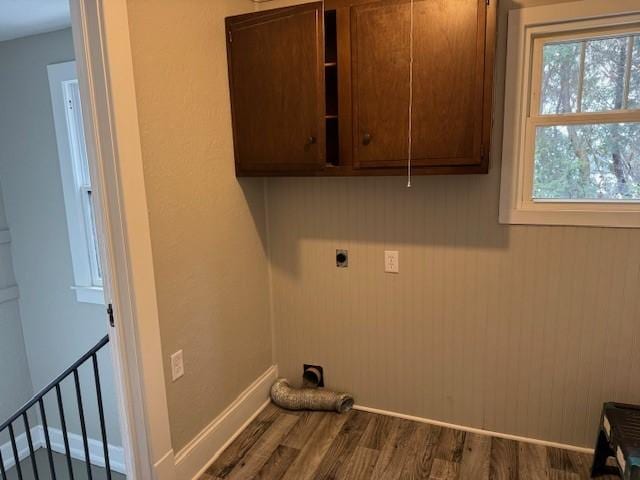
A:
270,378,354,413
592,402,640,479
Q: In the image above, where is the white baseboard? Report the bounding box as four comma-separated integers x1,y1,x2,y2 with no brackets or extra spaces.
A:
45,426,126,474
154,448,177,480
174,365,278,480
1,425,125,474
0,430,31,471
353,404,594,454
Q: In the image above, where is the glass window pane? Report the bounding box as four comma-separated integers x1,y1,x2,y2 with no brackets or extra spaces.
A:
85,189,103,285
582,36,629,112
628,36,640,109
63,80,91,187
533,123,640,200
540,41,582,114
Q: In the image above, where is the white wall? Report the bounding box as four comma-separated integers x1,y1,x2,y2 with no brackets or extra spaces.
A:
0,182,33,444
0,28,121,448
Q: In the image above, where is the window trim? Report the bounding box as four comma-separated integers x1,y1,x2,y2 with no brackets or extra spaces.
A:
499,0,640,228
48,60,105,304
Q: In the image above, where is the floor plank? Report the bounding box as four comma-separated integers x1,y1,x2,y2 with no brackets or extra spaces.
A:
312,409,371,480
340,446,379,480
518,443,548,480
281,411,324,450
399,423,441,480
360,413,396,451
226,413,299,479
206,404,281,478
429,458,460,480
458,432,491,480
434,428,466,463
280,411,349,480
547,447,576,474
490,437,519,480
370,418,418,480
198,405,607,480
254,444,299,480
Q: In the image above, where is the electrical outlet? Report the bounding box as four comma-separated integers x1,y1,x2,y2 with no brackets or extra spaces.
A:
171,350,184,381
384,250,399,273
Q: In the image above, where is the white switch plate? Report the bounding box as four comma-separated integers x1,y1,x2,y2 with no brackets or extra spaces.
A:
171,350,184,381
384,250,399,273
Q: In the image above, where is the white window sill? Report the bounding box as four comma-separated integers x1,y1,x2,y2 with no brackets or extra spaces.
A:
72,286,105,305
500,205,640,228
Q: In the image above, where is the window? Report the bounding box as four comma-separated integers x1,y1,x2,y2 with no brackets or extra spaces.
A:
48,61,104,304
500,1,640,228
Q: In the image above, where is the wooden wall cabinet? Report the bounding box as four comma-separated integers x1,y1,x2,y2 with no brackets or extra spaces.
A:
225,0,497,177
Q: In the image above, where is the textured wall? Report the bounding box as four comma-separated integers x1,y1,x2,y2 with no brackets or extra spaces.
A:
0,182,33,444
266,0,640,448
0,29,121,446
126,0,273,452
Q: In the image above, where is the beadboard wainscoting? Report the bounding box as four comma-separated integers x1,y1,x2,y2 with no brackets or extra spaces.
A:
266,175,640,449
264,0,640,450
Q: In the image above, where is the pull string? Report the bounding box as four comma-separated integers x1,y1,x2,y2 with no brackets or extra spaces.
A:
407,0,414,188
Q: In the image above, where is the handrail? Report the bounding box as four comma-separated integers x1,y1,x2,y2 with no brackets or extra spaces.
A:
0,335,109,432
0,334,112,480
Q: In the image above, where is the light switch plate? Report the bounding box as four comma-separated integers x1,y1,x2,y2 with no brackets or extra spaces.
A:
384,250,399,273
171,350,184,381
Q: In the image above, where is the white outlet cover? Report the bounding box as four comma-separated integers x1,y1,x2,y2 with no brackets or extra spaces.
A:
384,250,399,273
171,350,184,381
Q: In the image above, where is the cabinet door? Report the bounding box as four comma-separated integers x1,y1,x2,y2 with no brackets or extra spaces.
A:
352,0,488,169
226,3,325,175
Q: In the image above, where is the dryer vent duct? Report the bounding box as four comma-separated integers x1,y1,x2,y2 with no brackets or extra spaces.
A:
270,378,354,413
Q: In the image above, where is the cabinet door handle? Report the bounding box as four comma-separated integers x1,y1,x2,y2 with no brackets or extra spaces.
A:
304,136,316,151
362,133,371,146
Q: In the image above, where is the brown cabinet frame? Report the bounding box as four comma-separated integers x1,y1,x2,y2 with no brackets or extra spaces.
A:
227,0,497,177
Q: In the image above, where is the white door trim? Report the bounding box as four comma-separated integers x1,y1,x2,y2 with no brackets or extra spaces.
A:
69,1,175,479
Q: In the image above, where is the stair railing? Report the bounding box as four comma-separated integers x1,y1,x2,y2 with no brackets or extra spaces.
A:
0,335,113,480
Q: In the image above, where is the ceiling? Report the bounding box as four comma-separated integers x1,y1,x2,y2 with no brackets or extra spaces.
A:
0,0,71,42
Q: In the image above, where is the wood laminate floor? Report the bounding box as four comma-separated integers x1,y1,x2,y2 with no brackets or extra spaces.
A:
200,404,616,480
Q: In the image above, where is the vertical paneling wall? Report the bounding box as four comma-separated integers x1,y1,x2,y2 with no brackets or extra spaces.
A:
265,0,640,448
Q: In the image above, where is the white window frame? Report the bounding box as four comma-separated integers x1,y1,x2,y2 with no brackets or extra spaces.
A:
48,61,104,304
499,0,640,228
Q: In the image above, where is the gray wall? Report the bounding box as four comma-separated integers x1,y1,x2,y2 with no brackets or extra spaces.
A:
266,0,640,449
0,28,121,447
0,183,33,444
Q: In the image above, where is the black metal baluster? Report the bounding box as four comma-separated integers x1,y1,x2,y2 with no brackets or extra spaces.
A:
74,369,93,480
55,385,75,480
92,354,111,480
7,425,21,480
8,423,23,480
0,444,7,480
38,399,57,480
22,412,39,480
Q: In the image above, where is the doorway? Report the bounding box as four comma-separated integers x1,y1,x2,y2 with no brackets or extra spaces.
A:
0,14,126,480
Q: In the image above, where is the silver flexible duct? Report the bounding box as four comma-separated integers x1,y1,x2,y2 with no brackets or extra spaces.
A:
270,378,354,413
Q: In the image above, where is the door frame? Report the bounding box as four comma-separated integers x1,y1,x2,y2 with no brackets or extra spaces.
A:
69,1,176,478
